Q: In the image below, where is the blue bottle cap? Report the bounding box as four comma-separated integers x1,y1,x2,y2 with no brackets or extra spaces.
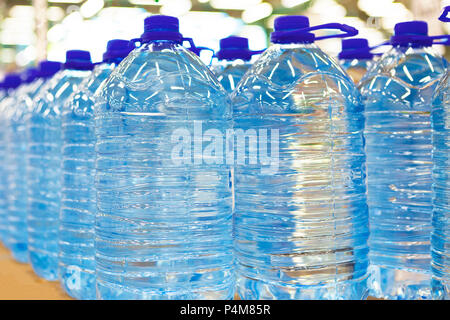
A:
271,16,314,44
103,39,134,63
141,15,183,43
22,67,39,84
391,21,433,47
64,50,94,71
38,60,63,78
338,38,374,60
3,73,22,90
216,36,253,61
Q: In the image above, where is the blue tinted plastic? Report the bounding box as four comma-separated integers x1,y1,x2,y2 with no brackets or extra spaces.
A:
431,69,450,300
94,39,234,299
232,42,369,299
4,76,49,262
211,60,252,93
0,83,22,247
431,6,450,300
27,68,92,280
59,60,125,300
360,45,447,300
340,58,375,84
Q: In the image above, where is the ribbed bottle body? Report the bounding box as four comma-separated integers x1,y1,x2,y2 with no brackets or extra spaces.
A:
360,46,447,299
59,64,113,299
0,91,16,246
5,80,46,262
27,70,90,280
431,72,450,300
232,43,369,300
94,42,234,299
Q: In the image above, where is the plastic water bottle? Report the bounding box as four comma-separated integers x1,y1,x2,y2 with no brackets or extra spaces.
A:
359,21,448,300
59,40,133,300
4,67,40,262
27,51,93,280
211,36,260,92
0,74,22,247
338,38,375,84
431,6,450,300
94,15,234,299
232,15,369,300
4,62,62,263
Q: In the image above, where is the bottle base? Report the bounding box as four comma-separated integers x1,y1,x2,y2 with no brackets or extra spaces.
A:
29,251,58,281
432,278,450,300
59,265,96,300
10,243,29,264
96,280,235,300
368,265,431,300
236,275,369,300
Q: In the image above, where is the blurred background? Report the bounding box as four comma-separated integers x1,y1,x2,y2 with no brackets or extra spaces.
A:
0,0,449,73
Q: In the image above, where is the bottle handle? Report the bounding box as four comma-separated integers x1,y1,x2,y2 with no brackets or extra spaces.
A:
182,38,217,65
196,47,216,66
372,36,450,48
368,40,392,56
429,35,450,46
310,23,359,41
182,37,196,50
439,6,450,22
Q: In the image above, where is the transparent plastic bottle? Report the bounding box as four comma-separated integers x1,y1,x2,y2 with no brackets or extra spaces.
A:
431,6,450,300
5,62,62,263
4,63,62,262
5,66,46,262
27,51,93,280
211,36,258,93
59,40,132,300
359,21,448,300
232,15,369,300
0,74,22,247
94,15,233,299
338,38,375,84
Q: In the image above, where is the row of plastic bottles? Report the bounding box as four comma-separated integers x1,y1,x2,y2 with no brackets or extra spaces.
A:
0,9,449,300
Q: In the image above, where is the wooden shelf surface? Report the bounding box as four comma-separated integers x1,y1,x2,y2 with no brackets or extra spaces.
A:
1,243,382,300
0,243,71,300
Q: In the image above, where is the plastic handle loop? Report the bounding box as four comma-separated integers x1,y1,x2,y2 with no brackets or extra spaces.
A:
194,46,216,65
377,35,450,48
195,46,216,55
212,49,265,60
312,23,359,41
370,40,391,50
181,38,216,64
439,6,450,22
368,40,392,56
430,34,450,46
271,22,358,44
182,37,196,51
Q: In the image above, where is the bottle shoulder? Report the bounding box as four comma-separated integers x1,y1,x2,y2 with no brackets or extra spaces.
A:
232,44,361,114
66,66,114,117
359,47,447,93
96,43,230,118
32,70,89,117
